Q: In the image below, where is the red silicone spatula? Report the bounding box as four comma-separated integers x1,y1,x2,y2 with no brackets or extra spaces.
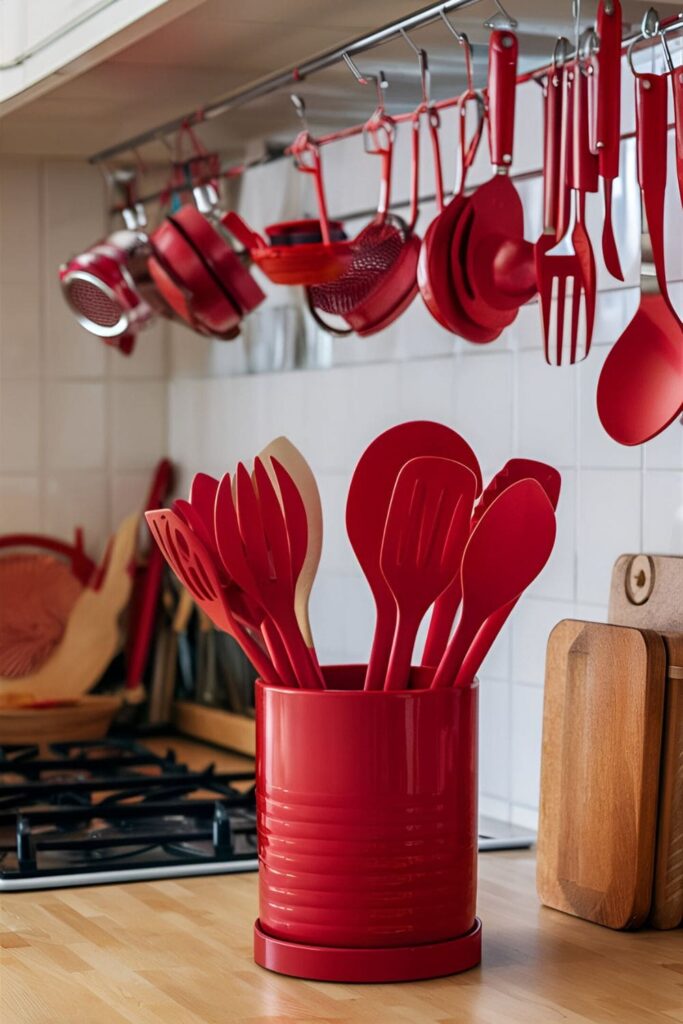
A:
145,507,279,686
595,0,624,281
452,462,561,688
422,459,560,666
346,421,482,691
381,457,477,692
431,479,557,690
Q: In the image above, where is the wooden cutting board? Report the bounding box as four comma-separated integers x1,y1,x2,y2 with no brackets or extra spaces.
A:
649,632,683,929
609,554,683,633
537,619,666,929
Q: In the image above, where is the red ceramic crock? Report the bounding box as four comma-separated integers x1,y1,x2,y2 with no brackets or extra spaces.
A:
254,664,481,983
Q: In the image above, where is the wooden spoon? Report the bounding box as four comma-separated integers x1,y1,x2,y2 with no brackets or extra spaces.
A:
257,437,322,652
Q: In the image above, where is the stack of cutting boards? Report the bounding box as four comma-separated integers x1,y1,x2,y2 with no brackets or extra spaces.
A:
537,554,683,930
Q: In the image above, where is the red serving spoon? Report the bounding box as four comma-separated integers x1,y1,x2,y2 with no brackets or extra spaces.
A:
347,421,482,691
422,458,561,667
145,507,279,686
431,479,557,690
597,71,683,445
381,457,477,692
450,463,561,688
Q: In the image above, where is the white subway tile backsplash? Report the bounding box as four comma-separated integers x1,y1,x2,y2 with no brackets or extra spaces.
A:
510,682,545,811
479,678,511,802
0,281,41,378
576,469,642,604
45,381,106,471
643,471,683,555
512,597,576,686
110,380,166,470
578,345,641,469
0,379,40,472
0,475,40,533
44,472,109,554
517,350,576,466
453,351,514,469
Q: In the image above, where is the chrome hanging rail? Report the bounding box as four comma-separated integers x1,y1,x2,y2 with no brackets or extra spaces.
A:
89,0,483,163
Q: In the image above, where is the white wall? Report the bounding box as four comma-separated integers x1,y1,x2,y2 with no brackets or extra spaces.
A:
0,156,169,560
165,66,683,830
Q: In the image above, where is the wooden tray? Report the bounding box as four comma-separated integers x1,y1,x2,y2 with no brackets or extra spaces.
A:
0,695,121,748
537,619,666,929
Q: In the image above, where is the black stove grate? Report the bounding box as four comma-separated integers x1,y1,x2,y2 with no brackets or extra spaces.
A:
0,739,258,887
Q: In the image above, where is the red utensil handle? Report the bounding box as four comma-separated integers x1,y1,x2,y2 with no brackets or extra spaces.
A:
596,0,622,180
671,66,683,205
543,67,564,232
570,61,599,193
556,65,574,238
364,114,395,220
428,108,445,214
487,30,518,172
222,211,265,251
454,90,484,196
291,133,332,245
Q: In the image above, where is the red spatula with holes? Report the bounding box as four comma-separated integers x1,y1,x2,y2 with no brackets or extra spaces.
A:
381,457,477,692
431,479,557,689
346,422,482,691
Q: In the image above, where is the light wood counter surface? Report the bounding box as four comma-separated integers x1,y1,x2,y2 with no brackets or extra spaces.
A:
1,737,682,1024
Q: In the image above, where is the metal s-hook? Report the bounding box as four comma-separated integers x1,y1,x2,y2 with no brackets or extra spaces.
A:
342,52,388,115
483,0,518,31
290,93,310,132
440,11,475,95
626,7,661,78
400,28,430,106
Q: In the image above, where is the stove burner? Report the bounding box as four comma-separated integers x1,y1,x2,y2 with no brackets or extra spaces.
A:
0,739,258,890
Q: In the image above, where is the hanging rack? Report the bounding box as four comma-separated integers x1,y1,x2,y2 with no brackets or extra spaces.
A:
102,3,683,211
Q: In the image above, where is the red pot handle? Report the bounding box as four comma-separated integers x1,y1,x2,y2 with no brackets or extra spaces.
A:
596,0,622,180
671,65,683,206
290,132,333,245
455,90,485,197
222,211,266,251
363,113,395,223
569,59,599,194
487,29,518,172
542,65,564,232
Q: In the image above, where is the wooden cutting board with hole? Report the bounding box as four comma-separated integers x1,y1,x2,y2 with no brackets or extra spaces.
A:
649,632,683,929
537,619,667,929
608,554,683,633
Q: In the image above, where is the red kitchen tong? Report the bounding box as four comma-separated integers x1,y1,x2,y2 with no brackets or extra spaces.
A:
431,479,557,690
381,457,477,692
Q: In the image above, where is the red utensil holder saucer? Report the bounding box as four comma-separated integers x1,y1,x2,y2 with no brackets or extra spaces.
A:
254,664,481,983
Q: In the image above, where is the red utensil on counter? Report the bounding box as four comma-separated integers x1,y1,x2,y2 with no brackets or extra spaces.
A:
597,71,683,445
422,459,561,667
431,479,557,690
346,421,482,692
449,462,561,688
145,508,279,686
381,457,477,692
595,0,624,281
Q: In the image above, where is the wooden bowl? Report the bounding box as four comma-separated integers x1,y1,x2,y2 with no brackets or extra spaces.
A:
0,694,121,747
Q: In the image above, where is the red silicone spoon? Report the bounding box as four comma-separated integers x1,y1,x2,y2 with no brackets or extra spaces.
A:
431,479,557,689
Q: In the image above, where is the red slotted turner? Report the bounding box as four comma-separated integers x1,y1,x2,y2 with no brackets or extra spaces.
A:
381,457,477,691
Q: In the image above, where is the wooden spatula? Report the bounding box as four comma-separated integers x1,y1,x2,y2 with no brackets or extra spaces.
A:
257,437,322,654
346,421,482,691
381,457,476,691
431,479,557,689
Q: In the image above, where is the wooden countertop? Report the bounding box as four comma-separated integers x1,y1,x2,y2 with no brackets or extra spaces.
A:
2,737,682,1024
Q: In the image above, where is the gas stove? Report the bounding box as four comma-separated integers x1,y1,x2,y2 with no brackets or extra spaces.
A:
0,739,258,891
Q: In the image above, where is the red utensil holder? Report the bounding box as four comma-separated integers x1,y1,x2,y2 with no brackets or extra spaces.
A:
254,664,481,983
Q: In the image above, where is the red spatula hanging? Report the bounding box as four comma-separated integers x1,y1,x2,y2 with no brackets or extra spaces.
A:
595,0,625,281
